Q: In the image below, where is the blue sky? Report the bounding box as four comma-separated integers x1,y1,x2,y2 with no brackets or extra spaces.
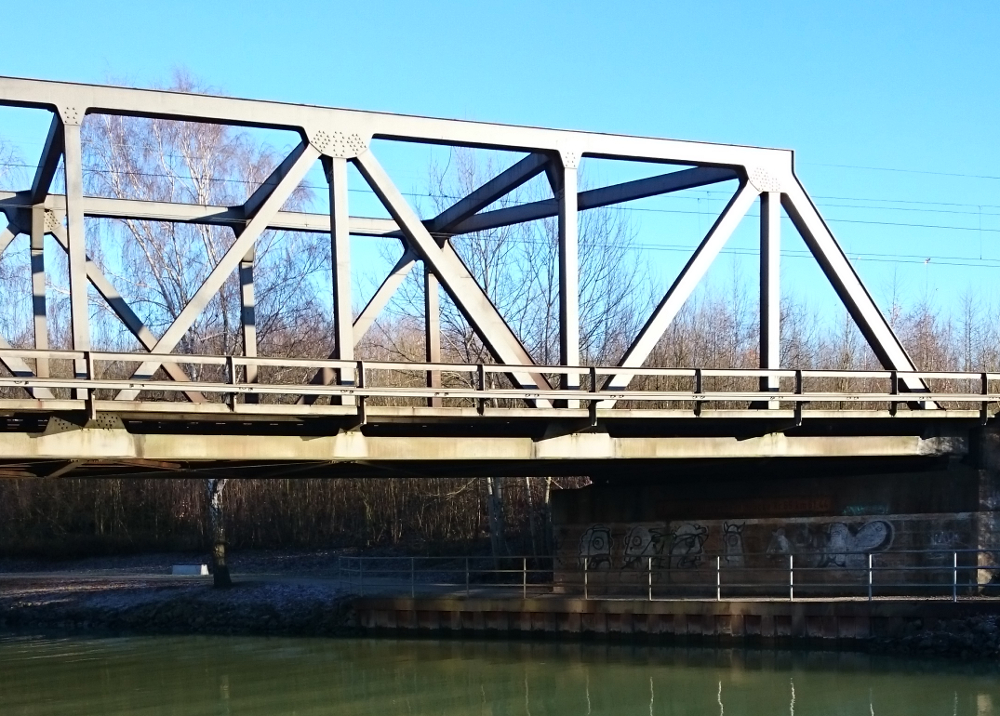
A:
1,0,998,321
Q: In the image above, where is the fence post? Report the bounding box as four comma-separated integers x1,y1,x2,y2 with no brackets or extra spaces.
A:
953,551,958,603
716,556,721,601
410,557,415,599
648,556,652,601
584,560,588,600
868,553,873,602
789,555,794,601
523,557,527,599
465,557,470,597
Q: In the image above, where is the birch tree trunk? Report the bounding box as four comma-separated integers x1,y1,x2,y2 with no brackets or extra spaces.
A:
206,478,232,588
485,477,507,565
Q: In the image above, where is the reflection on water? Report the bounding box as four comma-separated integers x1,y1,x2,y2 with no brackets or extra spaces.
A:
0,633,997,715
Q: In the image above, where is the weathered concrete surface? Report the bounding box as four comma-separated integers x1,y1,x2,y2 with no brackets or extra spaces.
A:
352,595,1000,653
0,424,969,463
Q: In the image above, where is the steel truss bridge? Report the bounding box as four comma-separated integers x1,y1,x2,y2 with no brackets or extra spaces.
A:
0,77,994,479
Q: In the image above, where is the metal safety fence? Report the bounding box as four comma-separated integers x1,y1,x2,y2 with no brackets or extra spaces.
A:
338,549,1000,602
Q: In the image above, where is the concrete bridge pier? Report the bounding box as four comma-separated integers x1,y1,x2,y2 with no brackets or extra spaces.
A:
975,425,1000,586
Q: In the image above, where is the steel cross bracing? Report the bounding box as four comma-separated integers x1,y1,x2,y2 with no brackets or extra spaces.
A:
0,76,944,424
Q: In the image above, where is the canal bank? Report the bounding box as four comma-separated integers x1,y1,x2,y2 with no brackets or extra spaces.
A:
2,573,999,661
352,595,1000,659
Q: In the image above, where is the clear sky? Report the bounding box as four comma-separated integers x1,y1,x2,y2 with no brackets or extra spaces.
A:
1,0,998,321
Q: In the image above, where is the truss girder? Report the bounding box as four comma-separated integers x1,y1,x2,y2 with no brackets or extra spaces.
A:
781,179,928,398
354,149,554,399
601,182,759,399
0,76,932,416
115,142,320,401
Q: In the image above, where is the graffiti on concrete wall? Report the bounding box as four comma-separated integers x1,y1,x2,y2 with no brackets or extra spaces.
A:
766,519,894,570
669,523,708,569
578,523,710,570
723,522,745,567
818,520,893,570
578,525,613,568
623,526,667,569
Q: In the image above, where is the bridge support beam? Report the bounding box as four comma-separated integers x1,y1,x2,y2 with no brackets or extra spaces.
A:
239,248,258,402
759,192,780,404
425,263,442,407
551,152,580,406
61,114,90,401
326,156,354,405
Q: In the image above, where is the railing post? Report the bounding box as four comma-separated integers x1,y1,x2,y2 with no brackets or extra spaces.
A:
226,355,236,411
789,555,794,602
411,557,415,598
356,360,367,425
981,372,990,425
522,557,527,599
477,364,486,415
584,560,588,600
465,557,470,597
694,368,703,416
716,556,721,601
648,556,652,601
868,553,873,602
953,551,958,602
890,370,899,416
83,350,96,420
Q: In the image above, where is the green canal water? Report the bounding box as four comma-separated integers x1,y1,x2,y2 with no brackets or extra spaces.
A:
0,634,997,715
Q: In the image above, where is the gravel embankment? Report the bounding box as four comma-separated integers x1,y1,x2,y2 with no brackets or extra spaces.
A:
873,615,1000,661
0,550,356,636
0,578,354,636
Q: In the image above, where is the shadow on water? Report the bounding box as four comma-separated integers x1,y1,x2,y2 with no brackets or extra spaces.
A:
0,632,998,715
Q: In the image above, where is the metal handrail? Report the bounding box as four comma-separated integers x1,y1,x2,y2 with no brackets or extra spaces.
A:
337,549,1000,603
1,347,997,417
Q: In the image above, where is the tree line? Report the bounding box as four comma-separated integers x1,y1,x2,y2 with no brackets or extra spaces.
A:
0,73,997,572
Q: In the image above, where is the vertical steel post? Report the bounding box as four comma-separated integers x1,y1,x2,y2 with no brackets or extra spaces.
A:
239,248,258,403
424,265,442,407
759,192,780,406
716,556,721,601
476,363,486,415
325,156,354,405
648,556,653,601
411,557,415,598
62,114,89,401
556,154,580,407
953,551,958,602
584,560,588,600
29,207,48,379
465,557,470,597
868,553,873,602
360,558,365,597
789,555,794,601
225,355,236,411
523,557,527,599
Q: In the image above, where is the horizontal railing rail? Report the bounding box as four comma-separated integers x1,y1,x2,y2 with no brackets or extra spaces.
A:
336,549,1000,602
0,348,997,418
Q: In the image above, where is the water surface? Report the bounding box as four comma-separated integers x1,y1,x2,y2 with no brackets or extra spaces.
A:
0,634,997,715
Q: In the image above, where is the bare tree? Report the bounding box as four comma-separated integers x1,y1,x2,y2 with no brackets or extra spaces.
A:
79,71,327,583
